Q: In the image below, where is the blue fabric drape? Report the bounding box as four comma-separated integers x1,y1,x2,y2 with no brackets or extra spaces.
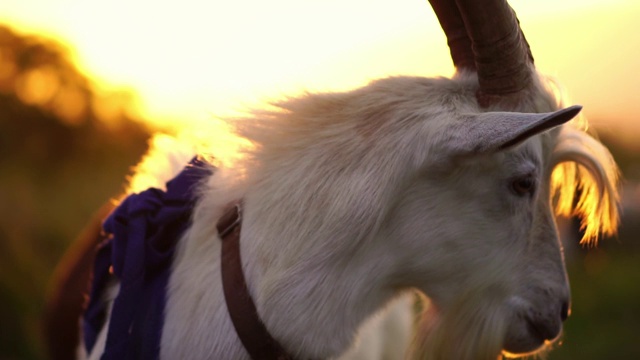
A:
83,157,212,360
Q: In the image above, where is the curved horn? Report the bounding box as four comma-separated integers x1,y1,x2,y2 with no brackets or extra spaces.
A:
455,0,534,106
428,0,476,71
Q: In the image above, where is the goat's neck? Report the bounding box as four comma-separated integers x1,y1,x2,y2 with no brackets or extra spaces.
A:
240,199,397,359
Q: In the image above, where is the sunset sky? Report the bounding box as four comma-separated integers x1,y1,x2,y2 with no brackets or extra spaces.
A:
1,0,638,146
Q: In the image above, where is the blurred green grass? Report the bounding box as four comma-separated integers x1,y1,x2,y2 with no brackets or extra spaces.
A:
549,249,640,359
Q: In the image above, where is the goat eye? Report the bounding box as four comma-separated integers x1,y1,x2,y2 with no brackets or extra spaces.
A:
511,176,536,196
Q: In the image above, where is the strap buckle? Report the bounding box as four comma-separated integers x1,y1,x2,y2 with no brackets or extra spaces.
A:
217,202,242,239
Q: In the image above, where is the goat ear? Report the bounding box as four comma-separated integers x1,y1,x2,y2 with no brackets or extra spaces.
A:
453,105,582,154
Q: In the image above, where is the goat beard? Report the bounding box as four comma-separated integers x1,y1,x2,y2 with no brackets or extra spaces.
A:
410,289,511,360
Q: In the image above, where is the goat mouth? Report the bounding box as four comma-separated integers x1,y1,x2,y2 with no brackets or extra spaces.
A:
527,317,562,344
502,317,559,356
525,318,548,345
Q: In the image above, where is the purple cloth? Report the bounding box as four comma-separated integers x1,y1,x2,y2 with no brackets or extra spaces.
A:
83,157,212,360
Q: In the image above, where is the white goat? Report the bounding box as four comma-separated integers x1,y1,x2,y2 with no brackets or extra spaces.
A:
81,1,619,359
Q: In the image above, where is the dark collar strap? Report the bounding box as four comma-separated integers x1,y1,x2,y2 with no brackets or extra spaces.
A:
218,202,294,360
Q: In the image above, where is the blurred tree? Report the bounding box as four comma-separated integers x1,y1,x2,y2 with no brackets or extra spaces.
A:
0,25,150,359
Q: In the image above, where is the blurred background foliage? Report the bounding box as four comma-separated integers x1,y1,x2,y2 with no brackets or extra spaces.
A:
0,23,638,360
0,25,150,359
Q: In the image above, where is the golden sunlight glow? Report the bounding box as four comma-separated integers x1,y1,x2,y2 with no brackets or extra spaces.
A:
550,125,621,245
551,163,619,245
15,66,60,106
126,125,252,194
2,0,637,136
126,133,196,194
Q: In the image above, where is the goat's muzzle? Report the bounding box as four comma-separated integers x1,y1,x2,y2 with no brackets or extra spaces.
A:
503,296,569,355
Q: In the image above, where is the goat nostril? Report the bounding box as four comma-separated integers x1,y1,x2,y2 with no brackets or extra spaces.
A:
560,301,570,321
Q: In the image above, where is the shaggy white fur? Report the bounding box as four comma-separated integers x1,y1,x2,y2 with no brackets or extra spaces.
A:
83,71,619,360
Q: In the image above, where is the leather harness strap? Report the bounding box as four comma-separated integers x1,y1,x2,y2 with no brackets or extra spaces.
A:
217,202,294,360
